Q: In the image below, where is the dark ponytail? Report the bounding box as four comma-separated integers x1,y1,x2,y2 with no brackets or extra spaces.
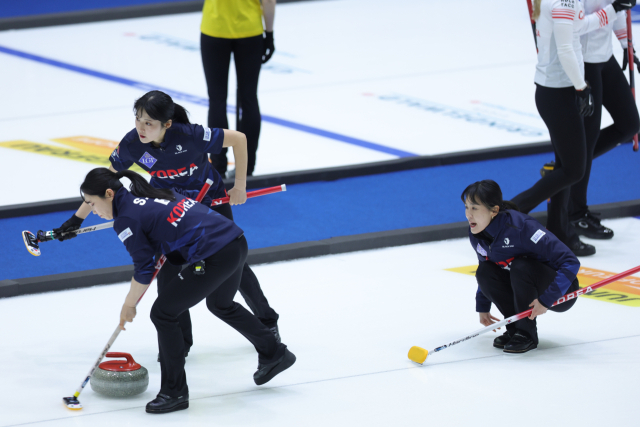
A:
172,103,190,124
461,180,519,212
133,90,190,125
81,168,176,201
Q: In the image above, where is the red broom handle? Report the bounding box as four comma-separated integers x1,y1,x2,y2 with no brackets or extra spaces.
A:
526,0,538,52
627,10,639,151
518,264,640,319
487,264,640,331
211,184,287,207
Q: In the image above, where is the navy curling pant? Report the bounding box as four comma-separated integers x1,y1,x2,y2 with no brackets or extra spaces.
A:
475,258,579,344
151,236,286,397
511,84,586,246
213,203,279,328
155,260,193,351
155,203,280,350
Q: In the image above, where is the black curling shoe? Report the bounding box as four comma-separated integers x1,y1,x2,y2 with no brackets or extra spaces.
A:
254,348,296,385
493,331,512,349
269,325,282,344
571,212,614,240
503,332,537,354
145,393,189,414
568,240,596,257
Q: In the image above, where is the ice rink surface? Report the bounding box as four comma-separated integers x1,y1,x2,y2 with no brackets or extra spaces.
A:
1,0,636,206
2,216,639,427
3,1,640,425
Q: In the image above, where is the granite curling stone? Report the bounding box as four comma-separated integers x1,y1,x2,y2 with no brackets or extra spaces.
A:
90,352,149,397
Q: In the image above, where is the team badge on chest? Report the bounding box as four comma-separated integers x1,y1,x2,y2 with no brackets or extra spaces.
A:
139,152,158,169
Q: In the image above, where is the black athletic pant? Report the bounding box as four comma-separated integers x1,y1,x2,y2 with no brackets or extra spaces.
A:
476,258,579,344
151,236,286,397
201,33,263,176
156,203,279,350
512,84,586,245
569,56,640,219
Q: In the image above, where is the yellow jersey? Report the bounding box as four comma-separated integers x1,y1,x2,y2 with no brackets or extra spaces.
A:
200,0,264,39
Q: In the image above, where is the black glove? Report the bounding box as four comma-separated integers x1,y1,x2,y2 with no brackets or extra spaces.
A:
262,31,275,64
622,48,640,72
576,82,594,117
52,214,84,241
613,0,636,12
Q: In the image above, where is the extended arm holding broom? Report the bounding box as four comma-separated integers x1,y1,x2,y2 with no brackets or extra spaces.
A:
22,185,286,257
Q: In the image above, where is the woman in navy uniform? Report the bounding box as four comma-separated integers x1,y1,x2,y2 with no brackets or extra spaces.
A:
55,91,281,357
80,167,295,413
463,180,581,353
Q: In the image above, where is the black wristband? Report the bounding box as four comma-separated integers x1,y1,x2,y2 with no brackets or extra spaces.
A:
70,214,84,226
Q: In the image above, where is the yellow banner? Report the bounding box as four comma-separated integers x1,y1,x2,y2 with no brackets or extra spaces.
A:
0,140,110,165
51,136,118,156
445,265,640,307
0,139,146,174
574,267,640,307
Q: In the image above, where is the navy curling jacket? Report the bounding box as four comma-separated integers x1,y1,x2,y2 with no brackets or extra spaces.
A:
112,187,243,285
109,123,226,206
468,210,580,311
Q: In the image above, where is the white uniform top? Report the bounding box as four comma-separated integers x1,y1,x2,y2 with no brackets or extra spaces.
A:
581,0,628,63
534,0,617,89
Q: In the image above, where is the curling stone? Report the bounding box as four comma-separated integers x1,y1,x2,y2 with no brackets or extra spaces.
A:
90,352,149,397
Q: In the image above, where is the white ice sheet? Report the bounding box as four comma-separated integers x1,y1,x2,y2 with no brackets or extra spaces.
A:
2,217,639,426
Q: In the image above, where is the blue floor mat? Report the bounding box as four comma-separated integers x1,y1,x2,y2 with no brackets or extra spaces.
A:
0,0,194,19
3,145,639,281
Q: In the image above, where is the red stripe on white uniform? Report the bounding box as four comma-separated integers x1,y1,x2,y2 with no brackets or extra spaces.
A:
552,14,575,20
596,10,608,27
615,29,628,40
551,8,575,20
551,8,574,14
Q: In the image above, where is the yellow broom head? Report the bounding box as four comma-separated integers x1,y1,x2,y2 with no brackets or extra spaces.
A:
408,346,429,364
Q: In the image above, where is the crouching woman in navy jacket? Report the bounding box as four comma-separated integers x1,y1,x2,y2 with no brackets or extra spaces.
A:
462,180,581,354
79,167,295,414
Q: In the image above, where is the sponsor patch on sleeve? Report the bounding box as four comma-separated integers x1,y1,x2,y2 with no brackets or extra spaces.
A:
476,243,487,257
118,227,133,243
530,229,546,244
203,127,212,141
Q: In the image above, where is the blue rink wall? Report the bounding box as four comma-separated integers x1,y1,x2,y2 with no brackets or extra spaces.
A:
0,0,197,19
3,2,640,21
2,144,639,281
